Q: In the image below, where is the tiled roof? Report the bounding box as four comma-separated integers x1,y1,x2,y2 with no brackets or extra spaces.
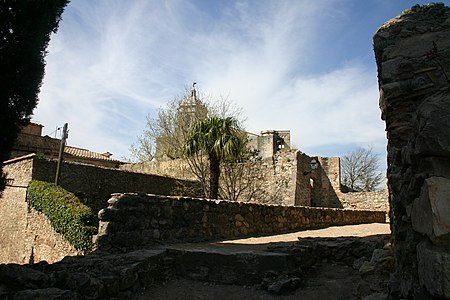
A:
65,146,119,162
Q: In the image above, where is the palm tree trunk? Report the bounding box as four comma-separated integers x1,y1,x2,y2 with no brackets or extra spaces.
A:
209,152,220,199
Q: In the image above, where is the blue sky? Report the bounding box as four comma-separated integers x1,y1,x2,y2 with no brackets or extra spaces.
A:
33,0,436,162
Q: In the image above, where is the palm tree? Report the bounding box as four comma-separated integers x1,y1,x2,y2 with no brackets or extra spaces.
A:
185,116,244,199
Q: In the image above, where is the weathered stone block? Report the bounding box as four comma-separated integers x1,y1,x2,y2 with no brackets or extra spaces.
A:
417,240,450,298
415,93,450,157
412,177,450,244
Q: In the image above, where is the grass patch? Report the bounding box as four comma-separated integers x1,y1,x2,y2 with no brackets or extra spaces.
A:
27,180,97,252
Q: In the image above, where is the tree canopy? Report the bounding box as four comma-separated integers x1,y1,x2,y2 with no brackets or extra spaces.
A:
0,0,69,192
185,116,244,199
341,146,384,192
128,87,242,162
129,88,267,202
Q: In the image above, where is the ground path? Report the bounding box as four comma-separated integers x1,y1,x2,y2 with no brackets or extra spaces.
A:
223,223,390,243
134,223,391,300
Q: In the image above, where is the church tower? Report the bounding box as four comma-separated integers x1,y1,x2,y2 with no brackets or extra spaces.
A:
155,83,208,159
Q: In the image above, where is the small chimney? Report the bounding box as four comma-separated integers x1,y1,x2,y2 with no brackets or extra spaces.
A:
102,152,113,158
22,123,44,136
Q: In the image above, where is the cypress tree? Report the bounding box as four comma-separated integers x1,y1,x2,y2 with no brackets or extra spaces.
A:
0,0,69,192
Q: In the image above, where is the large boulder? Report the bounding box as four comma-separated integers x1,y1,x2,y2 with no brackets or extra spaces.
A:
412,177,450,244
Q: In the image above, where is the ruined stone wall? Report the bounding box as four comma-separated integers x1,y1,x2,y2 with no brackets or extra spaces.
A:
310,157,342,208
0,158,33,263
95,193,386,251
0,157,79,264
339,191,389,212
295,152,313,206
374,4,450,298
120,150,300,206
256,150,298,206
119,151,387,210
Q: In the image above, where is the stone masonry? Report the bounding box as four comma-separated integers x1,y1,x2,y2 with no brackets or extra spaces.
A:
0,155,202,264
0,156,80,264
121,150,387,211
94,193,385,252
374,3,450,298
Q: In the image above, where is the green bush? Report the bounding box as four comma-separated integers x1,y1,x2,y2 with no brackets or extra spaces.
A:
27,180,97,252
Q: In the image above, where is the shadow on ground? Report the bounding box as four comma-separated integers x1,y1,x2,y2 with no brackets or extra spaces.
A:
0,225,393,300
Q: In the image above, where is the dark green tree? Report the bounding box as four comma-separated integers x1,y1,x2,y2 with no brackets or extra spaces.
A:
0,0,69,192
185,116,244,199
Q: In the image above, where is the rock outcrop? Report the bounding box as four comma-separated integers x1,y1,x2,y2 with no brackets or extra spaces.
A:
374,3,450,299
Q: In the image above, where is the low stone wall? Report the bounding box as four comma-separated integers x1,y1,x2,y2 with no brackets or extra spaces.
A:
95,193,386,251
339,191,389,212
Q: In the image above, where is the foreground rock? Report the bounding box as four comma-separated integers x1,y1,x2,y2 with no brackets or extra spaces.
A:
374,3,450,299
0,234,390,299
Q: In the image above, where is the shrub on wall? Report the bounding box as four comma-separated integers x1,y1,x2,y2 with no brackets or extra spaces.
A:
27,180,97,252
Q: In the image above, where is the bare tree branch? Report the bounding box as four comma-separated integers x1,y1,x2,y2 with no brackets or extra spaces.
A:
341,146,384,192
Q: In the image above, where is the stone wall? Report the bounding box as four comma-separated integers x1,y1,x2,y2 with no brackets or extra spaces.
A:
0,157,80,264
119,150,349,208
310,157,342,208
31,156,202,213
374,3,450,298
121,151,300,205
94,193,386,251
0,155,202,264
10,133,60,159
339,191,389,212
119,158,196,181
257,150,298,206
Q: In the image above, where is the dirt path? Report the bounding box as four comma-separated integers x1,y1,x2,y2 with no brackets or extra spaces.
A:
134,223,391,300
221,223,390,244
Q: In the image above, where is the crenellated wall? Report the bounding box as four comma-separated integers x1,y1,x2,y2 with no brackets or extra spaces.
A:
374,3,450,299
94,193,386,251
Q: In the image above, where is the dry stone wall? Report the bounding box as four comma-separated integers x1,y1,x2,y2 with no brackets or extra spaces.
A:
374,3,450,299
339,191,389,212
94,193,386,251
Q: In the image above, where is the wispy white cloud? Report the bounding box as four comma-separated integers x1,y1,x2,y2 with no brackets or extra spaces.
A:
35,0,387,161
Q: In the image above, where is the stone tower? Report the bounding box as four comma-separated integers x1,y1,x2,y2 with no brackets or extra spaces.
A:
155,85,208,159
